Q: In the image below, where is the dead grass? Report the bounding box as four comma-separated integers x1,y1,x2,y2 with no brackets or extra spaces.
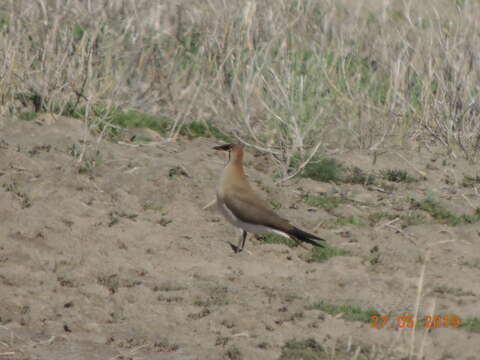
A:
3,0,480,176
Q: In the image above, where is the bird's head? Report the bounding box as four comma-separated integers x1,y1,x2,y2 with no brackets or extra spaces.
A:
213,143,243,162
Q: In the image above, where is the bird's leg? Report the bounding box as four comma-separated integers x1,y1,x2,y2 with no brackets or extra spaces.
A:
237,230,247,252
227,230,247,253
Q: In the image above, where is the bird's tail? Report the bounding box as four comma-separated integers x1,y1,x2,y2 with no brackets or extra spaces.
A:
289,227,326,247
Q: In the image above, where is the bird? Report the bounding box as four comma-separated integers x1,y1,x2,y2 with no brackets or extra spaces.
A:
213,143,326,253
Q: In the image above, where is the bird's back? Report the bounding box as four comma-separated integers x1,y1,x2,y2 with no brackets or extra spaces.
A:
217,163,293,232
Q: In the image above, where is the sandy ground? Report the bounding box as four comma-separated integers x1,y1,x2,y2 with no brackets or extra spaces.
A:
0,115,479,360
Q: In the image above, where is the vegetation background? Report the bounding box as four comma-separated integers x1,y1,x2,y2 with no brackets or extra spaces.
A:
1,0,480,359
2,0,480,170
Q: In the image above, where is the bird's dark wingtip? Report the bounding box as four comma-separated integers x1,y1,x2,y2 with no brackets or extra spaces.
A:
290,227,326,247
305,238,326,248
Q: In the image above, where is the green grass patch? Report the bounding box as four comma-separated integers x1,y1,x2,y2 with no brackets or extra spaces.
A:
58,102,112,119
21,99,229,142
415,197,459,225
179,120,231,141
3,182,31,208
380,169,416,183
142,201,165,213
110,110,172,135
368,245,382,265
300,158,376,185
269,199,282,210
18,112,38,121
308,246,351,263
335,215,363,226
450,209,480,225
461,317,480,333
279,338,325,360
301,163,415,186
432,285,475,297
79,153,102,174
344,166,376,185
258,234,298,248
303,195,347,210
225,345,243,360
193,285,230,307
109,113,229,141
68,143,103,175
260,235,350,262
462,174,480,187
279,338,368,360
308,301,380,323
462,258,480,270
131,135,154,144
300,158,343,183
411,195,480,226
0,17,9,33
168,166,189,179
339,54,390,107
424,314,480,333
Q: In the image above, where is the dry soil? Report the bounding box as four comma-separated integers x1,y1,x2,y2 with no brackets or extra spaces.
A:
0,115,479,360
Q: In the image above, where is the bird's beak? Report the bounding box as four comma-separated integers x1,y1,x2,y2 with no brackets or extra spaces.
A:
213,144,232,151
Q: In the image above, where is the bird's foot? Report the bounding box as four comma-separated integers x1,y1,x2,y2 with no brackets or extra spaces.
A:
228,242,252,255
228,242,243,253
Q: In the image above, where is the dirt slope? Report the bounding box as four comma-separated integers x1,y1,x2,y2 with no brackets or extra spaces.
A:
0,115,479,360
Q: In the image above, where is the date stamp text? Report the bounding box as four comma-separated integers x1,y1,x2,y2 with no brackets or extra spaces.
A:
371,315,461,329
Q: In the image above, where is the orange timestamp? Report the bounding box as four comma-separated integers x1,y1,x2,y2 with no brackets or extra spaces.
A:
371,315,461,329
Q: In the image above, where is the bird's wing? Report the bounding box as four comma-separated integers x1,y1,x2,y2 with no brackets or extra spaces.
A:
222,188,293,232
